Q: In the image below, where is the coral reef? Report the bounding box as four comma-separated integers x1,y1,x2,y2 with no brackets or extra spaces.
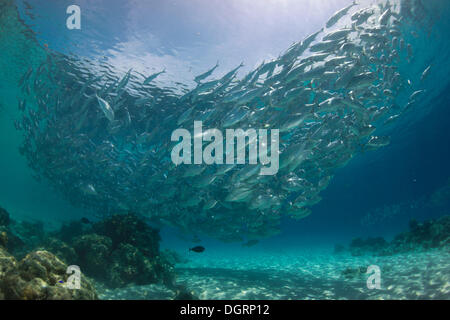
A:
349,237,389,256
92,213,161,258
0,249,97,300
0,208,10,249
54,221,86,244
0,247,16,277
390,216,450,252
67,213,176,289
0,207,178,292
73,234,113,277
0,227,7,248
6,219,46,259
42,237,78,265
339,215,450,256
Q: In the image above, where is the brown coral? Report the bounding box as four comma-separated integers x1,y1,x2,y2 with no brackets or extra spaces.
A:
0,250,97,300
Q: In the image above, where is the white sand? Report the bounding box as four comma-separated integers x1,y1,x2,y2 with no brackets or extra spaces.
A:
97,248,450,300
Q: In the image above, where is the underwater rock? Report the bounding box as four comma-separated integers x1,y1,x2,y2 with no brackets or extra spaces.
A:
0,207,10,227
349,237,389,256
0,247,16,279
391,215,450,252
0,214,39,257
55,221,86,244
104,243,176,289
7,220,45,259
0,250,97,300
342,215,450,256
93,213,160,257
0,213,176,291
341,266,367,280
152,254,176,288
73,234,112,278
41,237,78,265
12,220,45,241
106,243,156,288
0,248,16,299
0,227,8,248
68,214,175,289
4,230,24,255
408,218,420,231
173,285,198,300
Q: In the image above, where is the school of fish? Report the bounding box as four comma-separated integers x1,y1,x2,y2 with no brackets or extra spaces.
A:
15,0,434,242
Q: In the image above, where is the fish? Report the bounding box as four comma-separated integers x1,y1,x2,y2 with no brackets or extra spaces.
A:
366,136,391,149
80,217,91,224
117,68,132,90
309,40,341,53
225,188,254,203
384,114,400,125
242,240,259,247
203,199,218,210
379,9,391,26
326,1,358,29
410,89,425,101
346,72,377,90
96,95,115,122
279,113,308,132
219,62,244,84
302,29,323,48
14,0,428,243
323,28,353,41
194,61,219,83
420,65,431,81
182,165,206,178
143,68,166,85
351,7,374,25
80,184,98,196
189,246,205,253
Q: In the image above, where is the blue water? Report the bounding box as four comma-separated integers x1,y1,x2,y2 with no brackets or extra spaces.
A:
1,0,449,299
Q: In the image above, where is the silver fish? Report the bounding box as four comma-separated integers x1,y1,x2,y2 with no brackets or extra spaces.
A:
96,95,115,122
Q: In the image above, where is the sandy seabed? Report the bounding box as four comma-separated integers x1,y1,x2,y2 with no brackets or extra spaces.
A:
97,249,450,300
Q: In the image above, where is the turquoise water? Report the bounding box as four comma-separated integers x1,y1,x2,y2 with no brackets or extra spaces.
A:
0,0,449,299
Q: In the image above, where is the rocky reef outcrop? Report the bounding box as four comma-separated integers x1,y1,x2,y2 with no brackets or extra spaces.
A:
337,215,450,256
4,217,46,259
73,234,113,277
0,207,177,293
0,248,97,300
390,216,450,251
62,213,176,289
348,237,389,256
